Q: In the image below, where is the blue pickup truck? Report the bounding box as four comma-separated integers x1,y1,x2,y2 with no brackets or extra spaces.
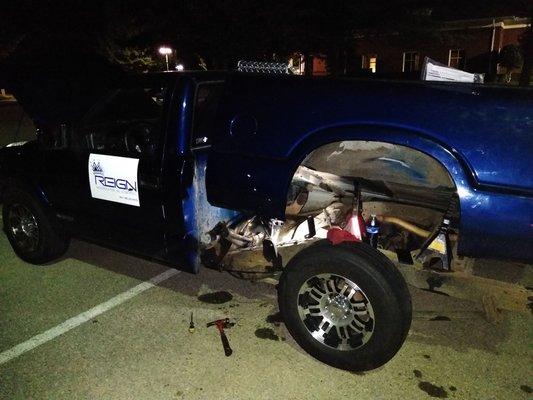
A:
1,71,532,371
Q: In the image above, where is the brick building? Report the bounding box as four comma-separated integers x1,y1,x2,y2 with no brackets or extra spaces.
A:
353,16,530,79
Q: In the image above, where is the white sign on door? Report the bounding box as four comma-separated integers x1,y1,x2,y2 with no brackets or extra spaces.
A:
88,154,140,207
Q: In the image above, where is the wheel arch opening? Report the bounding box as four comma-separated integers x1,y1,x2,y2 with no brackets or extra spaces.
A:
283,140,461,260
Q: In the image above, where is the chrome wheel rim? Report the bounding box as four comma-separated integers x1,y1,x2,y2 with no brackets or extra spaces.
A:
8,204,40,252
297,273,375,351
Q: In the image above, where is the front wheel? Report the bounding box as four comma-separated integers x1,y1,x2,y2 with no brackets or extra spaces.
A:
2,189,70,264
278,241,412,371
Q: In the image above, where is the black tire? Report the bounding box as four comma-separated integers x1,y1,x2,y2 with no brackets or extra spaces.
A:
278,240,412,371
2,188,69,264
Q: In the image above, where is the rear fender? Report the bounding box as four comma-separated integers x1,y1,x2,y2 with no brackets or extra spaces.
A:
207,124,531,260
208,124,472,215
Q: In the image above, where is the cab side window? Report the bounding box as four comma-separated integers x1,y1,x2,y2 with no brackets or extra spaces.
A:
76,85,167,158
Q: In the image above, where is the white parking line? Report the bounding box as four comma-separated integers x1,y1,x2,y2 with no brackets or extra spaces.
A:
0,268,180,366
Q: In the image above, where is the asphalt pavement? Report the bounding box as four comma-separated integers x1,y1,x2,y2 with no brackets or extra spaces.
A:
0,231,531,399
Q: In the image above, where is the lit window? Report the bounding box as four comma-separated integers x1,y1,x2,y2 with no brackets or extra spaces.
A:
289,53,305,75
448,49,466,69
402,51,420,72
362,54,377,73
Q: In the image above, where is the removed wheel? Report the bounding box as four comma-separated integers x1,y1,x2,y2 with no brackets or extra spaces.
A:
278,240,412,371
2,188,70,264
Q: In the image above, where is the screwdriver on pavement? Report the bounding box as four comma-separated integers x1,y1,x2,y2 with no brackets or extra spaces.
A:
189,312,195,333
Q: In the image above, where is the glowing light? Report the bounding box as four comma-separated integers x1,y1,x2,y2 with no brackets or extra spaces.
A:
158,46,172,55
175,64,184,71
158,46,173,72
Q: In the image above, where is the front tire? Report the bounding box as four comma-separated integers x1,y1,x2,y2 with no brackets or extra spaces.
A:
278,240,412,371
2,188,69,264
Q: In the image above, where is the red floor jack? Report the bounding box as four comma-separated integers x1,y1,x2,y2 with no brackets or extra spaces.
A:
207,318,236,357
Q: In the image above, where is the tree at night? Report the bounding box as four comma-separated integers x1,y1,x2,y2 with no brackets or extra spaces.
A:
0,0,530,82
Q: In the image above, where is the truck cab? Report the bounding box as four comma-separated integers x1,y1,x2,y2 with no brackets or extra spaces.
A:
0,72,229,269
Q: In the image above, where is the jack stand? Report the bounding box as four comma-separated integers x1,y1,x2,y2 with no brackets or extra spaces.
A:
344,182,366,241
416,218,453,271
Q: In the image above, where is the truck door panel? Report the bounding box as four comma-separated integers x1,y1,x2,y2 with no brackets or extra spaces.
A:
71,84,174,256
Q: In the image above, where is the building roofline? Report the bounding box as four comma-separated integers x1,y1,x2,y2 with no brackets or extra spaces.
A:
353,16,530,39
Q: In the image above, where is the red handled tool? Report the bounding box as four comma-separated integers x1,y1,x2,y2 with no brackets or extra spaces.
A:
207,318,235,357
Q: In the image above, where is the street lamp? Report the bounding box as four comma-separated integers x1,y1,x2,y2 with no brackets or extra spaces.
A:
158,46,172,71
